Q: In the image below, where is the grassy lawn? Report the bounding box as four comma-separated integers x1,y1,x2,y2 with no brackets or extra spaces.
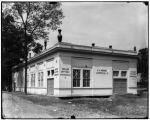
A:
10,92,148,118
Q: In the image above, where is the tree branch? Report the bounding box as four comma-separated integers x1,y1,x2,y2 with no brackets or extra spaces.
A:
25,2,31,26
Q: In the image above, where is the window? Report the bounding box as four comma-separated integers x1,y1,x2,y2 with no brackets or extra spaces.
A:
73,69,80,87
41,72,43,87
113,71,119,77
47,70,50,77
121,71,127,77
73,69,91,87
83,70,90,87
38,72,44,87
31,73,35,87
51,70,54,76
38,72,40,87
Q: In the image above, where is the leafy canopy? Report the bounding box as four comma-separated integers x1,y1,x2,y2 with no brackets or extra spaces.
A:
10,2,64,41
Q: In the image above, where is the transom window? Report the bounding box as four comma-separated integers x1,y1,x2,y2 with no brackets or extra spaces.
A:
47,69,54,77
51,70,54,76
47,71,50,76
121,71,127,77
113,71,119,76
113,71,127,77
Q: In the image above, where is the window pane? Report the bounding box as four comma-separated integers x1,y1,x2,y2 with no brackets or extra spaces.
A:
73,69,80,87
33,74,35,87
51,70,54,76
41,72,43,87
83,79,86,87
87,79,90,87
31,74,33,87
47,71,50,76
38,73,40,87
83,70,90,87
113,71,119,76
77,79,80,87
121,71,127,77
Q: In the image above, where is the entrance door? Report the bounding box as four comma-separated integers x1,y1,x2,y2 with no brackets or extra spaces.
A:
113,79,127,94
47,78,54,95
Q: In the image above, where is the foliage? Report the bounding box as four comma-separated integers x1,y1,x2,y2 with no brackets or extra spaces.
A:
32,43,43,54
2,13,29,90
2,2,64,92
137,48,148,89
138,48,148,80
10,2,64,41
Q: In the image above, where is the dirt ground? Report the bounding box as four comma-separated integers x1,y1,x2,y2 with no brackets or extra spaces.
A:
2,91,148,119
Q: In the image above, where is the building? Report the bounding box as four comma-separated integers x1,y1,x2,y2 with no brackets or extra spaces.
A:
12,31,138,97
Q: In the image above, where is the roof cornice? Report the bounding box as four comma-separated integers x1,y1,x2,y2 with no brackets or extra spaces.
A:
13,42,138,69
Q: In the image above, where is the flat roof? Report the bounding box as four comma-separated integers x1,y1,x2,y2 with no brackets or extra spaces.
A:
13,42,138,69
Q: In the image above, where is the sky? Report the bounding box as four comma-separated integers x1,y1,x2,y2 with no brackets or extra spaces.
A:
41,2,148,51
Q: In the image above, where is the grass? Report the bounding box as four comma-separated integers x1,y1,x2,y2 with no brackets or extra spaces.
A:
9,91,148,118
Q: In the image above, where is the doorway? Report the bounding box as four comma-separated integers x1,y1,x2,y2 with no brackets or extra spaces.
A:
47,78,54,95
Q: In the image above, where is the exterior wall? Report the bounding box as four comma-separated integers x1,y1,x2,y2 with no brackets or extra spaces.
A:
12,51,137,97
13,53,60,95
128,60,138,94
92,59,113,96
58,52,137,97
58,56,72,97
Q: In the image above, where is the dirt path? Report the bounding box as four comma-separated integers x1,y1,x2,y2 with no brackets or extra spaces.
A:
2,92,58,118
2,92,119,118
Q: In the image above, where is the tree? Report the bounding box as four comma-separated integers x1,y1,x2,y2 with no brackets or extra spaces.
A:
3,2,64,94
32,43,43,54
137,48,148,88
2,13,33,91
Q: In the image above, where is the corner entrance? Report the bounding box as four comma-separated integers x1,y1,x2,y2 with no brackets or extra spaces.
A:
47,78,54,95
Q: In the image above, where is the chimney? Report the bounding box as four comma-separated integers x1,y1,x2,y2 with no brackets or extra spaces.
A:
109,45,112,49
57,29,62,42
134,46,136,51
92,43,95,47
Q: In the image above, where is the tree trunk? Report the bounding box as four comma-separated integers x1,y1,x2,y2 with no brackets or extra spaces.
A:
24,28,28,94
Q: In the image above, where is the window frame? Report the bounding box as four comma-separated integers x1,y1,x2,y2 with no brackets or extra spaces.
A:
72,68,81,87
113,70,128,78
38,71,44,87
31,73,35,87
121,71,127,77
72,68,91,88
83,69,90,87
47,68,55,78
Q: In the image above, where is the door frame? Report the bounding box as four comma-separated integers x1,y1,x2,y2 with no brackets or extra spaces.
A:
113,78,127,94
47,78,54,96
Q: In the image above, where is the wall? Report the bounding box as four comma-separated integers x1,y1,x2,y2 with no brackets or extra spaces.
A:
58,55,72,96
13,51,137,97
92,59,113,96
13,53,60,95
128,59,138,94
59,51,137,97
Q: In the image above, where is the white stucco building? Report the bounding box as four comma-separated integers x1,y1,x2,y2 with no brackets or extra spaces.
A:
12,38,138,97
